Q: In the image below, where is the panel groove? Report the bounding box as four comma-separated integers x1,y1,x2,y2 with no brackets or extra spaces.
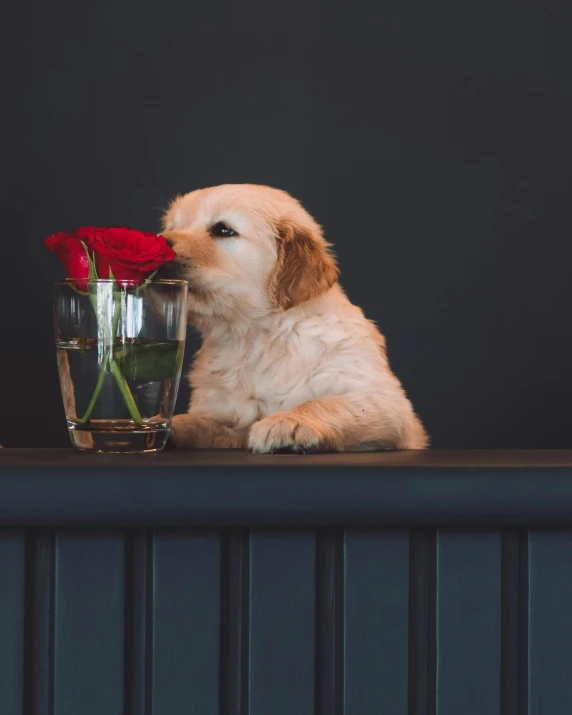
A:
408,529,436,715
220,529,251,715
240,530,251,715
501,531,519,715
518,531,529,715
124,529,153,715
315,528,345,715
334,531,345,715
145,532,154,715
23,531,55,715
501,530,529,715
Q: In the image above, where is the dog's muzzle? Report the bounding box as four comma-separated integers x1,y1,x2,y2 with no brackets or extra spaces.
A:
157,257,188,280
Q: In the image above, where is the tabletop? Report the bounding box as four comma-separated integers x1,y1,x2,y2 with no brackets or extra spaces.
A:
0,449,571,526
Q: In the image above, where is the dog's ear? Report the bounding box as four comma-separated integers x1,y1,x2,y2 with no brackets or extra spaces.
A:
270,219,339,310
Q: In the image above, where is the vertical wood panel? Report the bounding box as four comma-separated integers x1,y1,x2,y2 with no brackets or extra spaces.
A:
344,530,409,715
249,531,316,715
0,532,25,715
436,531,501,715
528,531,572,715
152,531,220,715
53,532,124,715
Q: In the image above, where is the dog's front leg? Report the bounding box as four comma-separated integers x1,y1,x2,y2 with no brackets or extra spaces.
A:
171,413,246,449
248,395,424,453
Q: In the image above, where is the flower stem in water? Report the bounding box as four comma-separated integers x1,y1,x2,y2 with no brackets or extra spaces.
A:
110,358,143,425
79,287,143,425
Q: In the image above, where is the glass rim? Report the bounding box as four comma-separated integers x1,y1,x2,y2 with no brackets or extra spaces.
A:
54,278,188,287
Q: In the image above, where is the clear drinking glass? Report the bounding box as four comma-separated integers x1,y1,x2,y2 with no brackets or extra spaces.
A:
54,279,188,453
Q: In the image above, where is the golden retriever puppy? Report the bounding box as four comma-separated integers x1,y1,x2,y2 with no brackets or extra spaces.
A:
161,184,428,452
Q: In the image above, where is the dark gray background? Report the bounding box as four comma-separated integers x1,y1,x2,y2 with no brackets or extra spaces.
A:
3,0,571,447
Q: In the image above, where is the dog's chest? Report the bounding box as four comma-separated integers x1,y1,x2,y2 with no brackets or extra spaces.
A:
193,310,371,427
219,346,309,401
200,329,328,417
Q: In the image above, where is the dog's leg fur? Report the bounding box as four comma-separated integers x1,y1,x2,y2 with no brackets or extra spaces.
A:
171,413,246,449
248,395,428,453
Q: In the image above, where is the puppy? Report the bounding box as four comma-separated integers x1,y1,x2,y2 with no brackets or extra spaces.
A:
161,184,428,452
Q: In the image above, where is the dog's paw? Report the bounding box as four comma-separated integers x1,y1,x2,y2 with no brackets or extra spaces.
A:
248,412,326,454
171,413,244,449
170,414,203,448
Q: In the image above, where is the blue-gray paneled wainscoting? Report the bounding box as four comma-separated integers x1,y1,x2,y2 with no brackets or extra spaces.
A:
1,449,572,715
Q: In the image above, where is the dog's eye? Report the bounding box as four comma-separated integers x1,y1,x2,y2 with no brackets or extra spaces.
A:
210,222,237,238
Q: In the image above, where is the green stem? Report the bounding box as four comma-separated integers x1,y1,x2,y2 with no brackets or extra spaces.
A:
110,358,143,425
79,288,143,426
78,353,109,423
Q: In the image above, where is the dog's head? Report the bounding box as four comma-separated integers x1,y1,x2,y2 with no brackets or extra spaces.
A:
160,184,339,321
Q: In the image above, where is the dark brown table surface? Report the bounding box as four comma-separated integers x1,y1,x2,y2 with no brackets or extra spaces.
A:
1,448,572,468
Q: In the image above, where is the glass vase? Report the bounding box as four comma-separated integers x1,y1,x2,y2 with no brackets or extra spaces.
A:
54,279,188,453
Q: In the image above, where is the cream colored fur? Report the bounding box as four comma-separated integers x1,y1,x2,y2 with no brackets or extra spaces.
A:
162,184,428,452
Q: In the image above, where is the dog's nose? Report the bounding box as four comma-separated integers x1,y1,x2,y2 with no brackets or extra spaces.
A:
163,235,175,248
157,256,187,279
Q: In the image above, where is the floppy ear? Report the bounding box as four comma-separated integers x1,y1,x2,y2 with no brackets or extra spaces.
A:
270,219,339,310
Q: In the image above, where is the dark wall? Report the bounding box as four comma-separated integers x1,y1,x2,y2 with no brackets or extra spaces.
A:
3,0,572,447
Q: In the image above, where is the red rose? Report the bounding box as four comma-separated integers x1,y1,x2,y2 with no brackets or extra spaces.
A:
45,230,94,292
46,226,176,289
90,227,176,286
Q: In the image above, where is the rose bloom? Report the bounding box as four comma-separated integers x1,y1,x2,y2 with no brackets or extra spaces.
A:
45,230,93,291
46,226,176,288
88,227,176,286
